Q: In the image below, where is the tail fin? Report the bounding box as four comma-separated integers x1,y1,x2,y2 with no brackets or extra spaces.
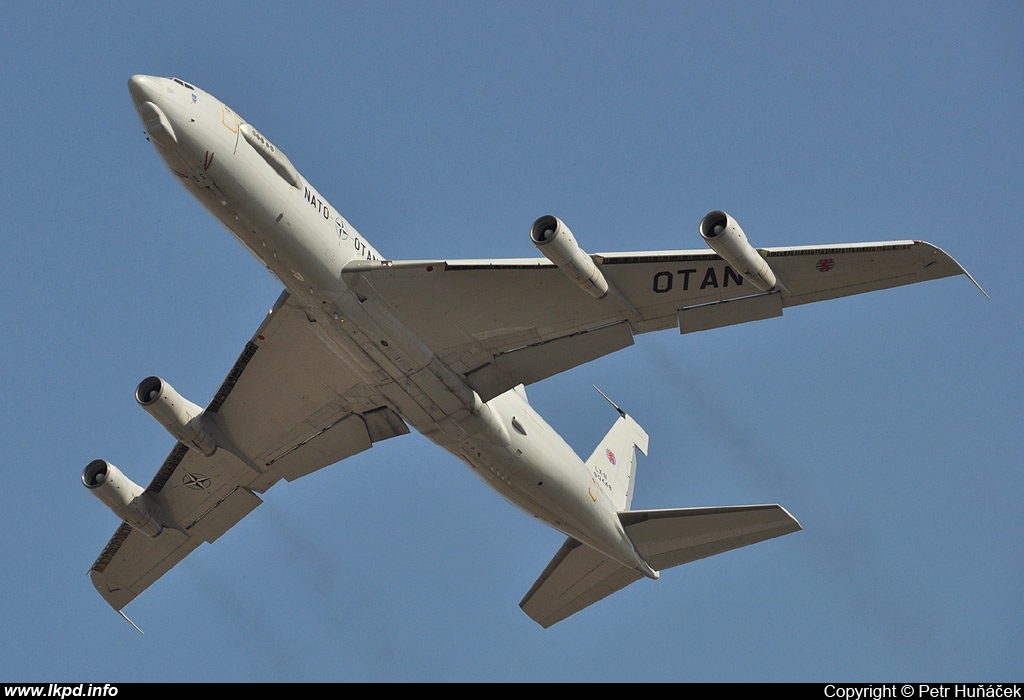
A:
584,389,649,511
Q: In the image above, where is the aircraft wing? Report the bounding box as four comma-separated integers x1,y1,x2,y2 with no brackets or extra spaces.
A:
88,291,408,611
343,240,976,401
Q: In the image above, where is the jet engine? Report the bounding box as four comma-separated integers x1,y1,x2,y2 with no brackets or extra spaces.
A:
82,459,162,537
136,376,217,456
699,210,778,292
530,215,609,299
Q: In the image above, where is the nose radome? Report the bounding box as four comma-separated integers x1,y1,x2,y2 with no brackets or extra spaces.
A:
128,74,160,106
129,75,178,147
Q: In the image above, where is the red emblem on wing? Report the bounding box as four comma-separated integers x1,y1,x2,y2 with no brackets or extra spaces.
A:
606,449,616,465
816,258,835,272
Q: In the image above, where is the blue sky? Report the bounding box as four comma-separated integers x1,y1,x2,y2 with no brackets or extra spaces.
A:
1,1,1021,682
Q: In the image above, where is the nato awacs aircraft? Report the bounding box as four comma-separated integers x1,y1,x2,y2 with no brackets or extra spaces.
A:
83,75,980,629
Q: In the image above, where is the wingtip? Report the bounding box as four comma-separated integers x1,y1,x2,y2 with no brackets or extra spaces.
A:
919,240,988,299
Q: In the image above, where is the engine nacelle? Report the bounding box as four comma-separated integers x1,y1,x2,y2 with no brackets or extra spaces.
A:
136,376,217,456
82,459,163,537
530,215,609,299
699,210,778,292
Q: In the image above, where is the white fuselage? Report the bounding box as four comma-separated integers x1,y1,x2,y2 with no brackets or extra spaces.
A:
127,75,655,579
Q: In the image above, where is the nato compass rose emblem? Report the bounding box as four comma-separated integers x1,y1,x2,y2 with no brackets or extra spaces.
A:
816,258,836,272
606,449,616,466
335,216,349,240
181,470,212,491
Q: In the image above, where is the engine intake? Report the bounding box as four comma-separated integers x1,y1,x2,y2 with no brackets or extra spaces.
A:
82,459,162,537
530,215,609,299
699,210,778,292
136,376,217,456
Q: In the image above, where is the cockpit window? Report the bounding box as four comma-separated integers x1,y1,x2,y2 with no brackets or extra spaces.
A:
171,77,196,90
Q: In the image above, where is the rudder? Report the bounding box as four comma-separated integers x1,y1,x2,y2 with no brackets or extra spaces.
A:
584,409,649,511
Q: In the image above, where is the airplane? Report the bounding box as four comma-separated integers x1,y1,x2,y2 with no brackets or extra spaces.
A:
82,74,982,629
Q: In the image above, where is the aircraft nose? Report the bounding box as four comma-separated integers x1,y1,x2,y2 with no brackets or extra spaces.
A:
129,75,178,147
128,74,161,107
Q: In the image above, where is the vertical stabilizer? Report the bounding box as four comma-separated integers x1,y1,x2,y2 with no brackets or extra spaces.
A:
584,393,649,511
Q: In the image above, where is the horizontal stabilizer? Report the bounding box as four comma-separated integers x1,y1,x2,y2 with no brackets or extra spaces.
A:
620,504,801,571
519,538,643,629
520,504,800,628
